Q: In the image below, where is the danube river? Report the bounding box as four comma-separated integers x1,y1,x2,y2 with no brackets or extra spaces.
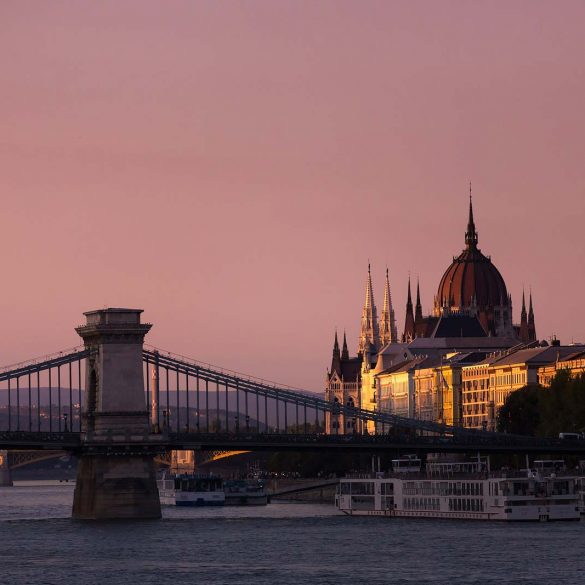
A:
1,483,585,585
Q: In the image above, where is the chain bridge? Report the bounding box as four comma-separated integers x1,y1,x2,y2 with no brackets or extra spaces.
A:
1,308,584,519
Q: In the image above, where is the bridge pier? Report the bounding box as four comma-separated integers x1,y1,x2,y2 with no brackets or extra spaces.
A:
72,309,161,520
0,451,12,487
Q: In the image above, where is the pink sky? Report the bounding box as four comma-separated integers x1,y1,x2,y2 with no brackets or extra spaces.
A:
1,1,584,390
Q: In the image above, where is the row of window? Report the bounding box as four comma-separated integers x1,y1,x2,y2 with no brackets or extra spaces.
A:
403,481,484,497
404,497,441,511
448,498,484,512
495,372,527,386
339,482,374,495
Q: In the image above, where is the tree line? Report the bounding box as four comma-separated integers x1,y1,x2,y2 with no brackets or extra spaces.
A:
497,370,585,436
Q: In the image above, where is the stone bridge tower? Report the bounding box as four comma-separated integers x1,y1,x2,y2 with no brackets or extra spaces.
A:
72,308,161,519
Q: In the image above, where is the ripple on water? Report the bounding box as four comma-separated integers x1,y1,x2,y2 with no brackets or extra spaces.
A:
1,485,585,585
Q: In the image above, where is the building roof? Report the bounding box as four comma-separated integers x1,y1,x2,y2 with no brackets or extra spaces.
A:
376,354,442,376
473,345,585,368
407,336,518,352
429,314,487,338
442,351,489,366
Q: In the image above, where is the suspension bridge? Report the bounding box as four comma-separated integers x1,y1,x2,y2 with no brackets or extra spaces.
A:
1,307,584,519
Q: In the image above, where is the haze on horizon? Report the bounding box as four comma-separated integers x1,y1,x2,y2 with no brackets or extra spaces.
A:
1,1,584,391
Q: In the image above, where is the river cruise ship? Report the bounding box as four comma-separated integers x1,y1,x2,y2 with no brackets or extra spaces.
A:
336,457,583,521
158,473,225,506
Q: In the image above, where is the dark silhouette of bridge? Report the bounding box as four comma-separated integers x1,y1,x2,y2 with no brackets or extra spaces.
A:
1,308,584,518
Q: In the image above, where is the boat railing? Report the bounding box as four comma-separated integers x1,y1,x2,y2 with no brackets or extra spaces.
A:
487,469,581,480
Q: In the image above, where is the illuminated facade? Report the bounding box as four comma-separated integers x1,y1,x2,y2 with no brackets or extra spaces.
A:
538,349,585,386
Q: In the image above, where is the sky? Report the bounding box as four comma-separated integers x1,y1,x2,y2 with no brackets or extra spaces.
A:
1,1,584,391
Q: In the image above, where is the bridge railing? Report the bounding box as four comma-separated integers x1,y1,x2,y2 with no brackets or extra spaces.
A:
141,348,503,440
0,349,88,433
0,344,535,446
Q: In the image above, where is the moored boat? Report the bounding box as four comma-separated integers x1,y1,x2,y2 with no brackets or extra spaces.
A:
224,479,268,506
158,473,225,506
336,457,584,521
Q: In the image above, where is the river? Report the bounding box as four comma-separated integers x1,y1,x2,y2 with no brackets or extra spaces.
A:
1,482,584,585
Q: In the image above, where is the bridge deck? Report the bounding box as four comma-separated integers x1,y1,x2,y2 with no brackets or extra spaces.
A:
2,431,585,455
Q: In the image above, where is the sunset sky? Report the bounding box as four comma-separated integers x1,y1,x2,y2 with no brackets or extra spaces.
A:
1,1,584,390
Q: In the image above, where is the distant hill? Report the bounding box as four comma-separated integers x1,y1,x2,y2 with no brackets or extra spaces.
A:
0,388,311,430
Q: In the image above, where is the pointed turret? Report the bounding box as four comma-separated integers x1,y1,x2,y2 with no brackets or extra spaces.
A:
528,290,536,341
331,330,341,375
341,331,349,360
379,268,398,345
519,289,529,343
403,276,415,342
357,263,380,354
465,185,478,249
415,279,423,322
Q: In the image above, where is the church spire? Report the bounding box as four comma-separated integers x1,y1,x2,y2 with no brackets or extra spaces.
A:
358,263,380,354
380,268,397,345
465,183,478,249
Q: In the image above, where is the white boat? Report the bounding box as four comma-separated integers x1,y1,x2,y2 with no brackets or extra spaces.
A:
158,473,225,507
224,479,268,506
336,457,583,521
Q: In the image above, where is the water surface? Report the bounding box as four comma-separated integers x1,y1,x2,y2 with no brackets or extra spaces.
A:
1,484,584,585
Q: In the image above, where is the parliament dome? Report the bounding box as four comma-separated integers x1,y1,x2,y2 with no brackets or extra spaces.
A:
435,197,510,336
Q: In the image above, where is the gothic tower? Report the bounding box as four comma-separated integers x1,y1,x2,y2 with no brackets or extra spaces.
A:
528,291,537,342
341,331,350,360
331,330,341,375
403,277,415,342
379,268,398,346
358,264,380,354
519,290,529,343
414,279,423,332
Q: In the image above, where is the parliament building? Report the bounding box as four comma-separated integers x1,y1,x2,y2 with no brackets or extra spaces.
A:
324,196,552,433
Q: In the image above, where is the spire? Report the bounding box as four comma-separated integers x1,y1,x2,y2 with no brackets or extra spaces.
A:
528,289,536,341
358,263,380,354
379,267,398,345
465,183,478,249
415,278,423,321
364,262,374,309
519,288,529,343
403,276,415,342
331,330,341,375
341,331,349,360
